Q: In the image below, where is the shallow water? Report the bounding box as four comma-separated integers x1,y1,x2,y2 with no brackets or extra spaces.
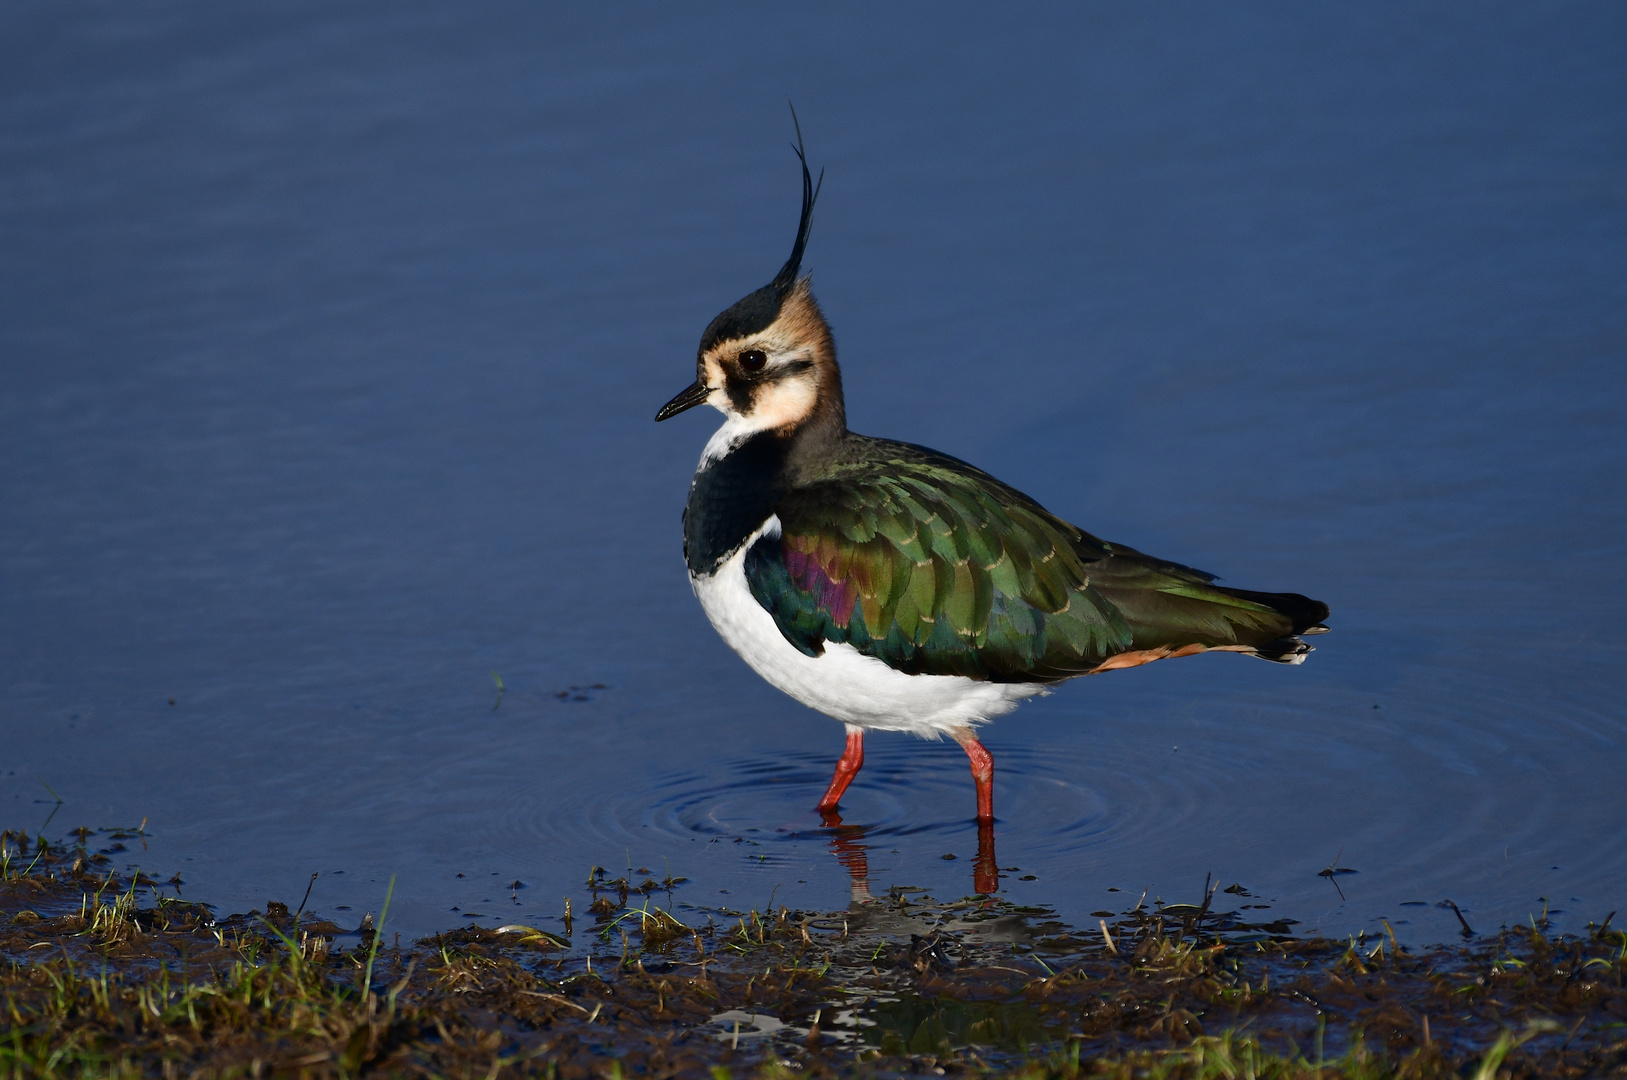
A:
3,3,1624,944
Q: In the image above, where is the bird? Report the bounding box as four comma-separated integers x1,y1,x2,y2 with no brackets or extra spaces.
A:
656,133,1329,826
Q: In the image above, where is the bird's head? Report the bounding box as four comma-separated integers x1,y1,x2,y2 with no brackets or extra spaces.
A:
656,131,844,443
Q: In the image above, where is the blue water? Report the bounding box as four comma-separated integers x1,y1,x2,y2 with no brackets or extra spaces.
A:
3,3,1624,944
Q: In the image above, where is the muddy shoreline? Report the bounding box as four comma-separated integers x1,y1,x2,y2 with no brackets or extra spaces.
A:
3,826,1624,1078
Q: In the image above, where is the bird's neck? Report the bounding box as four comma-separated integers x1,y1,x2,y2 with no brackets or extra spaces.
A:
684,430,790,576
809,355,847,438
684,408,847,577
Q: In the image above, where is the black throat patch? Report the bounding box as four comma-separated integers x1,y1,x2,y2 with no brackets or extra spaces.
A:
684,431,792,576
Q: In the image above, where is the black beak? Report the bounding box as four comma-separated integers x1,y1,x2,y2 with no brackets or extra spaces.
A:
655,381,711,422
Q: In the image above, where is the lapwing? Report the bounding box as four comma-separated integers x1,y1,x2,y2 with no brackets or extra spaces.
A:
656,135,1329,825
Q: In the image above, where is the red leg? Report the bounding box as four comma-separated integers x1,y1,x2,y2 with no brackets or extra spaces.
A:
816,726,864,815
955,733,995,822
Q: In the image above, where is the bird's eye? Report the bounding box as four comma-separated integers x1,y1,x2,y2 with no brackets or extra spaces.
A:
738,349,768,373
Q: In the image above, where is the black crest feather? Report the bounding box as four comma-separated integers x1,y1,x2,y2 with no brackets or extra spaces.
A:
698,107,825,354
770,104,824,293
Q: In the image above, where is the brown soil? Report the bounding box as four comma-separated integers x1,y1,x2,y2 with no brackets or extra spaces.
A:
3,827,1624,1078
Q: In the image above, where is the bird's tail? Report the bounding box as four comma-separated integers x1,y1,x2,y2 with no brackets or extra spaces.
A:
1209,586,1330,665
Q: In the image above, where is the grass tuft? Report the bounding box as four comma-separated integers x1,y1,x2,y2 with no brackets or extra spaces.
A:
2,828,1624,1078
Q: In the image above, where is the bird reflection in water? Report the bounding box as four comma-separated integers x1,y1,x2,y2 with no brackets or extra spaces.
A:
820,811,1000,901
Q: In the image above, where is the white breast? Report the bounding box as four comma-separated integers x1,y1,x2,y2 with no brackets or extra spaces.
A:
690,517,1048,739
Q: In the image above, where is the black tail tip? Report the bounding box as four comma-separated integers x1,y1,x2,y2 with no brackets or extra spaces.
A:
1213,586,1331,637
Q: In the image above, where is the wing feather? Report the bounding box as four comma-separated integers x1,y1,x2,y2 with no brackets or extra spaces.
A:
740,439,1317,682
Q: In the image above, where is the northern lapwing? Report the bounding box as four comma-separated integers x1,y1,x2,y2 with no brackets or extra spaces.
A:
656,134,1329,825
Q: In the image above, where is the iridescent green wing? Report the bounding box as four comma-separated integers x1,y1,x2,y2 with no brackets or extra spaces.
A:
1078,546,1311,651
743,450,1135,681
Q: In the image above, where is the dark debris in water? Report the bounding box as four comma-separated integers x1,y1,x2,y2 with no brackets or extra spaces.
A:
2,827,1626,1078
554,683,610,704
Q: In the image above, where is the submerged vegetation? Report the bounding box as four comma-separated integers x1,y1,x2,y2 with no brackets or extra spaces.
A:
3,827,1625,1078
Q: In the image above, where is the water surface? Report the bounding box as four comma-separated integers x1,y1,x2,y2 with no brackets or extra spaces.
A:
3,2,1624,943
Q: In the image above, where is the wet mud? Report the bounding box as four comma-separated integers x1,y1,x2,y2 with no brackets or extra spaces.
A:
3,827,1625,1078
